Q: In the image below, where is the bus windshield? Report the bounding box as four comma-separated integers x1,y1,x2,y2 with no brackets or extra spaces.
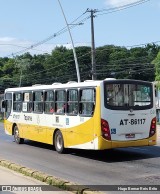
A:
104,81,153,110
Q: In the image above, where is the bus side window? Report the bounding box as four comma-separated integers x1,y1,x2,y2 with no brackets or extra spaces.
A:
33,91,43,113
44,90,55,114
55,90,66,114
79,88,95,116
4,93,12,118
67,89,78,115
23,92,32,112
13,93,22,112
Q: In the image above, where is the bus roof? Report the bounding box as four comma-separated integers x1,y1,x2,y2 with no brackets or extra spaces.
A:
4,78,152,93
5,80,103,92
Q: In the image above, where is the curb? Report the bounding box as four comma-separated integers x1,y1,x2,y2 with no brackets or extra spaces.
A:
0,159,103,194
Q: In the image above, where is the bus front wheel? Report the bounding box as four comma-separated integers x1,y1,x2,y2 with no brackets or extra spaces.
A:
54,130,64,153
14,125,24,144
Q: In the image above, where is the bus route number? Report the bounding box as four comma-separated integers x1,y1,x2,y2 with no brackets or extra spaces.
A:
120,118,146,126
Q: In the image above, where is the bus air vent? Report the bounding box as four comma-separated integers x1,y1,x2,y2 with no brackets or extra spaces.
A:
52,82,62,85
67,81,77,84
104,78,116,81
32,84,42,86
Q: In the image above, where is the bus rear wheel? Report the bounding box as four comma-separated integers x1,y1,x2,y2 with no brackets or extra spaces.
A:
54,130,65,153
14,125,24,144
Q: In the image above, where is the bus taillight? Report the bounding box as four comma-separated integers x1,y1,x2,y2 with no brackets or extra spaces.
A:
149,117,156,137
101,119,111,140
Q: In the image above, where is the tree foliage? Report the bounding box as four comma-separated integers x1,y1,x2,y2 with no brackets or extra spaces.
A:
152,51,160,81
0,43,159,92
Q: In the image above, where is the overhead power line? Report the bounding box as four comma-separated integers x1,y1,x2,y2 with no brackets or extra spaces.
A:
10,40,159,83
5,0,150,58
83,0,150,80
0,43,50,53
5,13,89,58
97,0,150,16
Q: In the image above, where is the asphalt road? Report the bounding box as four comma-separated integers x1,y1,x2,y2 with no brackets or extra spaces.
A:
0,122,160,192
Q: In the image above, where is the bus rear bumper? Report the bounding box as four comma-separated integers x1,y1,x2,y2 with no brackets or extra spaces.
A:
111,139,156,149
98,134,157,150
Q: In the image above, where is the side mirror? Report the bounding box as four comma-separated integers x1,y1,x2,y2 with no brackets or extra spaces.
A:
1,100,6,109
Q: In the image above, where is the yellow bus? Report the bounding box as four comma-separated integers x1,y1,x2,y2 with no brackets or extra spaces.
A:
2,79,157,153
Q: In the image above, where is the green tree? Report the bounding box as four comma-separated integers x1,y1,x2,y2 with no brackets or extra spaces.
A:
152,51,160,81
0,44,159,92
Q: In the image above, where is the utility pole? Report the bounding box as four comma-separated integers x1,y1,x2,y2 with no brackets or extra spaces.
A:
12,55,23,87
57,0,81,83
14,57,30,87
86,9,97,80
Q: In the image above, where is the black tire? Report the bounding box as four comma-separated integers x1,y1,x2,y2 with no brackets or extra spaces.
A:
14,125,24,144
54,130,65,153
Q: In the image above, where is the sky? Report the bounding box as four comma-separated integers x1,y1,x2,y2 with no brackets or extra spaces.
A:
0,0,160,57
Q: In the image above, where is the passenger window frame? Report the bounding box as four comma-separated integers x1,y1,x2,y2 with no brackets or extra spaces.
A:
33,91,44,113
79,88,96,117
22,92,33,113
55,89,66,115
67,89,79,116
13,92,23,112
44,90,55,114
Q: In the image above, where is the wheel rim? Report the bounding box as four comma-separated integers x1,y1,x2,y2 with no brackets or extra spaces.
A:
56,133,62,150
14,127,19,142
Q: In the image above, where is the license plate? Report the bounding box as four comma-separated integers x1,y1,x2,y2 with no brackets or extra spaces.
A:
120,118,146,126
125,134,135,138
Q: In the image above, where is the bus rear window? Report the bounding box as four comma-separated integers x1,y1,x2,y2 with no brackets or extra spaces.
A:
104,81,153,110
